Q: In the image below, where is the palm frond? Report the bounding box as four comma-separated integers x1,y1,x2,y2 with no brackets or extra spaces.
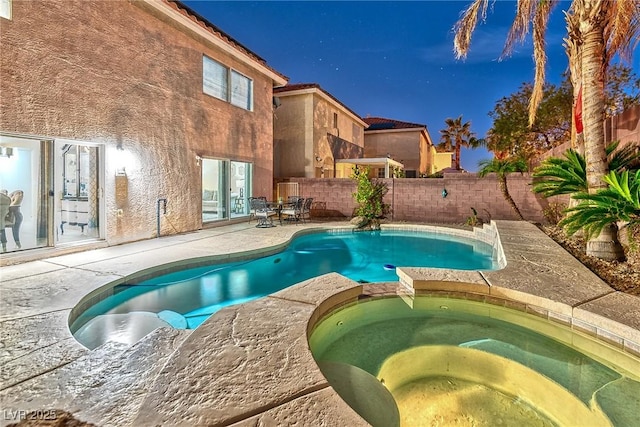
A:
560,169,640,238
503,0,535,57
609,142,640,171
532,149,587,195
605,0,640,64
528,0,555,127
454,0,489,59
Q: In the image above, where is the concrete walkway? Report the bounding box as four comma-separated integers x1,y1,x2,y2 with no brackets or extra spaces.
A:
0,220,639,426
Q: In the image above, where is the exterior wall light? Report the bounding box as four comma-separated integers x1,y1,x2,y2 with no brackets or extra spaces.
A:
114,144,128,176
442,188,448,198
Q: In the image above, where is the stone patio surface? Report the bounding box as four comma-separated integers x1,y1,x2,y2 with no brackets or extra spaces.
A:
0,220,639,426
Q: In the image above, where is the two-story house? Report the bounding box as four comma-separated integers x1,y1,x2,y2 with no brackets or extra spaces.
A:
273,83,370,180
363,117,452,177
0,0,287,254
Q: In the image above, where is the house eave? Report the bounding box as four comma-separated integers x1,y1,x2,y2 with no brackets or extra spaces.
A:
276,88,367,127
141,0,288,86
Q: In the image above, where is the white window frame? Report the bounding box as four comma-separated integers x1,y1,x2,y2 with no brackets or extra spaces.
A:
203,56,228,102
0,0,12,20
203,56,253,111
230,70,253,111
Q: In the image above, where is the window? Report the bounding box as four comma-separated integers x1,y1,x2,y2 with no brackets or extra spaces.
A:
203,56,228,102
0,0,11,20
231,70,253,110
203,56,253,111
333,112,338,129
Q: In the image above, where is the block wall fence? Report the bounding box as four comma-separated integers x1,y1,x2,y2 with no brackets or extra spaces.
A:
285,173,567,224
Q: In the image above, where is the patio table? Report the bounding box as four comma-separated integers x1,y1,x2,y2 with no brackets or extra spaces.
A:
266,201,293,224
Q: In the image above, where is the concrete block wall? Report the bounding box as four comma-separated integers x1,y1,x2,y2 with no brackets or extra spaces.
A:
291,173,567,224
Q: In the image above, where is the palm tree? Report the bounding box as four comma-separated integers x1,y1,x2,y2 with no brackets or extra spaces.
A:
453,0,640,260
532,141,640,197
560,170,640,244
478,158,529,220
438,116,475,170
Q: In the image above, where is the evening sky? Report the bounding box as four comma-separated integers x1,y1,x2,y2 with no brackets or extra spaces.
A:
183,0,639,171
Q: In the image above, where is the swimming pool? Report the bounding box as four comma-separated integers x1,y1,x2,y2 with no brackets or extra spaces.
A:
71,229,499,349
309,296,640,427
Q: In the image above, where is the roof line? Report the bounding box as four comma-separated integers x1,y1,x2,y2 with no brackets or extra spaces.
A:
275,83,366,126
166,0,288,83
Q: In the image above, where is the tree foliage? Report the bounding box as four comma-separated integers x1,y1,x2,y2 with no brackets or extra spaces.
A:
487,80,572,163
437,116,477,170
605,63,640,117
454,0,640,261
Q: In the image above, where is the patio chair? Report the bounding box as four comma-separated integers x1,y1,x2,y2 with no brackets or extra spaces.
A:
301,197,313,223
248,197,257,223
248,196,268,224
281,197,304,224
253,198,277,228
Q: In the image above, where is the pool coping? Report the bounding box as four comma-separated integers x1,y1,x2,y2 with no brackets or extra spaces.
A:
1,220,639,426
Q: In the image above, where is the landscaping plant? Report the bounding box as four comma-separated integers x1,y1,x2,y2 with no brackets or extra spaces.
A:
351,166,390,229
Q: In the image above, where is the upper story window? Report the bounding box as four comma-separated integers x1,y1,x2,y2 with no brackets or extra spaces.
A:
0,0,12,20
203,56,228,101
231,70,253,110
203,56,253,111
333,112,338,129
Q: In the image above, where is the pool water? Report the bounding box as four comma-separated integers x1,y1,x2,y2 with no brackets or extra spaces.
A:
71,230,496,349
309,297,640,427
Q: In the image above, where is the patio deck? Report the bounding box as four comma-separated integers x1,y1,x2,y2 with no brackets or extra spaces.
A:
0,220,639,426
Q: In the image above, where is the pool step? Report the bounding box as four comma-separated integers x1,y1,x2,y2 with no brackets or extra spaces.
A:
0,327,192,427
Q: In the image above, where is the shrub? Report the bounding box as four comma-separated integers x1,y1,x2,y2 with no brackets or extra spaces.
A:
351,166,390,228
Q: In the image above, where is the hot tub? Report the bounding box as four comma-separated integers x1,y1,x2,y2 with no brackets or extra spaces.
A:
308,295,640,427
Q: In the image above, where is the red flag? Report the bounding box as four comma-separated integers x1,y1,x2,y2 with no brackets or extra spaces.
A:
574,85,583,134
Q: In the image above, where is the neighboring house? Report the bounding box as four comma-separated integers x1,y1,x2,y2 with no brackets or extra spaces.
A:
273,83,368,179
363,117,451,177
0,0,286,253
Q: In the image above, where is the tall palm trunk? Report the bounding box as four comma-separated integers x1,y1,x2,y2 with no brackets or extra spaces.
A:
498,175,524,220
455,144,461,170
581,6,624,260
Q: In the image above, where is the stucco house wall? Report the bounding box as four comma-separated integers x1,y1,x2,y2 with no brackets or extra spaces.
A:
432,151,454,173
274,84,366,179
273,94,311,178
364,131,422,173
0,0,286,245
363,118,439,177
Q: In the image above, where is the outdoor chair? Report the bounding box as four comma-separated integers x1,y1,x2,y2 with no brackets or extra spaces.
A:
281,197,304,224
253,198,276,228
301,197,313,223
248,196,268,224
248,197,257,223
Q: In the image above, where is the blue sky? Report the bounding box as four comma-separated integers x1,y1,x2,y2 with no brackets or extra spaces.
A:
183,1,639,172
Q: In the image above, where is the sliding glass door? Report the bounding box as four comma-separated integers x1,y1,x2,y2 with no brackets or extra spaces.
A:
202,158,252,223
0,136,52,252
